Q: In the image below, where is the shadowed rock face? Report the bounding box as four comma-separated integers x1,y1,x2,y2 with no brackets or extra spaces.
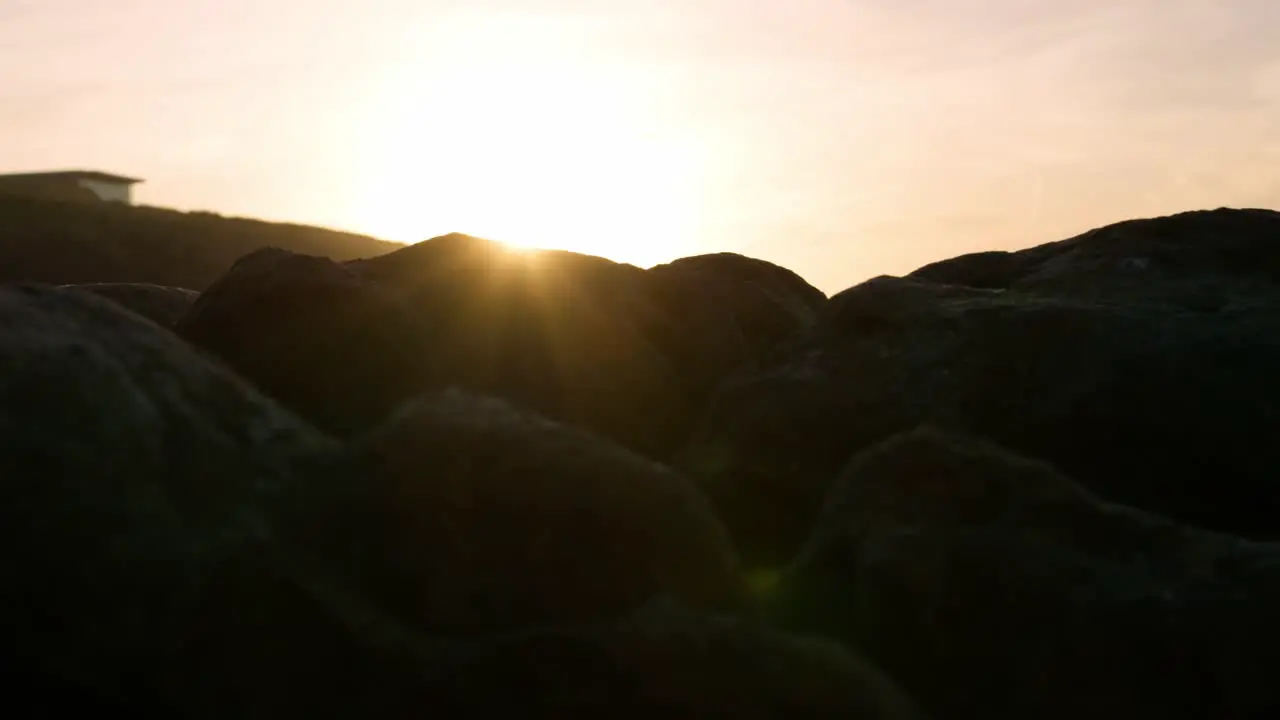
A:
1,285,913,718
644,253,828,398
0,285,453,718
419,600,922,720
177,235,824,460
59,282,198,327
12,205,1280,716
909,207,1280,307
771,427,1280,720
685,209,1280,565
0,284,345,715
301,389,750,637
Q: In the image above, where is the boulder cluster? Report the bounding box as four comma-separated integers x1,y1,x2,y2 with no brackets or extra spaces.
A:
5,208,1280,718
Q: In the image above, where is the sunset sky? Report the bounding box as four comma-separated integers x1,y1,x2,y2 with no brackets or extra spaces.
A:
4,0,1278,293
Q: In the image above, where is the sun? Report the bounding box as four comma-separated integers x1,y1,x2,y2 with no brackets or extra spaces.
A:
352,15,704,268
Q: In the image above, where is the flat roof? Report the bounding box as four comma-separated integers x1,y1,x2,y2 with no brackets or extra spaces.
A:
0,169,144,184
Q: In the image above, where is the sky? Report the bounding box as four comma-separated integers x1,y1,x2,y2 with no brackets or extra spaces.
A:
3,0,1279,293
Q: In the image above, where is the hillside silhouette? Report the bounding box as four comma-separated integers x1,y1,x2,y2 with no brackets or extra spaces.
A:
0,193,399,290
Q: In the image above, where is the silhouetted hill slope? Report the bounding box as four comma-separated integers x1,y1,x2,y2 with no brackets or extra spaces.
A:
0,193,400,290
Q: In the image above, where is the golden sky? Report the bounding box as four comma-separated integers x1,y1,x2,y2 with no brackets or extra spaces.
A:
4,0,1278,293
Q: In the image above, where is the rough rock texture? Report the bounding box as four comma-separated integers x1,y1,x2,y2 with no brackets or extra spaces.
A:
12,205,1280,716
0,284,917,718
175,247,408,436
644,253,828,398
909,207,1280,307
298,389,749,637
771,427,1280,720
178,235,824,459
59,282,198,327
685,209,1280,564
420,600,922,719
0,284,342,714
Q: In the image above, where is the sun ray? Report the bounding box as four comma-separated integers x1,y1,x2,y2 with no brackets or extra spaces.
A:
352,13,704,268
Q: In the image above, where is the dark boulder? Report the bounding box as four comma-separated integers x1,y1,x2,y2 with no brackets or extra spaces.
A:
907,249,1029,290
909,207,1280,307
58,282,198,327
685,210,1280,564
0,285,919,716
0,285,453,718
175,247,416,436
421,599,922,719
298,389,748,637
644,253,826,400
179,238,687,456
0,283,358,715
770,427,1280,720
179,235,823,460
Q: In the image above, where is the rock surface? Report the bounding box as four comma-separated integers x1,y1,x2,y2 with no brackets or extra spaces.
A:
178,235,824,459
8,204,1280,717
2,284,910,717
772,427,1280,720
0,284,341,714
685,209,1280,564
909,207,1280,307
644,253,828,399
302,389,749,636
420,600,922,719
59,281,198,326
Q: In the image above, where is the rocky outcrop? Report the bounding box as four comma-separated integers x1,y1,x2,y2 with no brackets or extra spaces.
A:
59,282,198,326
301,389,748,636
420,599,921,719
0,284,920,717
770,427,1280,719
178,235,824,459
9,204,1280,717
644,253,826,400
685,209,1280,564
909,207,1280,307
176,240,686,455
0,284,342,714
